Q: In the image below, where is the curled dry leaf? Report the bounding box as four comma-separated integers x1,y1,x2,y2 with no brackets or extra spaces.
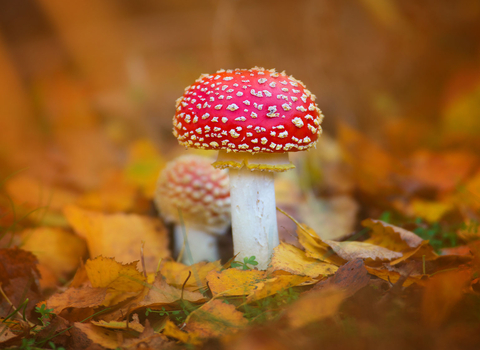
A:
362,219,423,250
268,242,338,278
325,240,403,262
245,274,314,304
184,299,248,338
91,319,145,333
65,205,170,272
74,323,120,349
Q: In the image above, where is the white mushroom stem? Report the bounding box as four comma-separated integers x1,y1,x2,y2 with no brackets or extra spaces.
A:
229,166,279,270
174,225,220,265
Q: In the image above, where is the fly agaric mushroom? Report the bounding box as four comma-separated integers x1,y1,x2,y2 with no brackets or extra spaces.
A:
173,67,323,269
154,155,230,264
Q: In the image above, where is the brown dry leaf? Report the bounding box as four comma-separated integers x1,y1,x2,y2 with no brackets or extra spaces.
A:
0,248,42,317
91,319,144,333
123,139,165,198
268,242,338,278
184,299,248,338
85,257,146,306
20,227,87,281
206,269,265,297
245,274,314,304
46,286,107,314
161,260,222,291
74,322,120,349
407,150,478,193
283,286,345,329
64,205,170,272
421,268,471,328
310,259,370,298
136,274,206,310
0,326,20,345
163,319,201,346
325,240,403,262
365,266,425,287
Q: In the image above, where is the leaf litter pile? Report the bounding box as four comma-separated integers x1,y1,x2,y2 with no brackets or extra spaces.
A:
2,116,480,349
2,61,480,348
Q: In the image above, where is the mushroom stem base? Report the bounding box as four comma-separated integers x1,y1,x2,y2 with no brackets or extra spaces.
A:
229,166,279,270
174,225,220,265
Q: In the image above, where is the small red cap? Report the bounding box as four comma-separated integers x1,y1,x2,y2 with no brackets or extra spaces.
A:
154,155,230,234
173,68,323,154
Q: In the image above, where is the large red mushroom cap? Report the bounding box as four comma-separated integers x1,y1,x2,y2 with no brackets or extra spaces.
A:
154,155,230,234
173,68,323,163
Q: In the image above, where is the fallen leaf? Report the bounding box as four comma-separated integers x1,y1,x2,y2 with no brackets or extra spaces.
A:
161,260,222,291
162,319,201,345
85,257,146,306
65,205,170,272
184,299,248,338
310,259,370,298
365,266,425,287
46,286,107,314
362,219,423,250
136,274,206,310
409,199,454,223
283,286,345,328
91,319,144,333
268,242,338,278
74,322,119,349
245,274,314,304
20,227,87,281
325,240,403,262
206,269,265,297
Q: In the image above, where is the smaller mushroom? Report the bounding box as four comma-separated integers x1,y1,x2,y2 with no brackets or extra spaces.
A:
154,155,231,264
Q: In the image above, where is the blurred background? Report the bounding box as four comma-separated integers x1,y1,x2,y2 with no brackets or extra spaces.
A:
1,0,480,245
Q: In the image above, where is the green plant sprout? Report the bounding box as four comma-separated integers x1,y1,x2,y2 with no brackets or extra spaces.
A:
231,256,259,270
35,304,55,328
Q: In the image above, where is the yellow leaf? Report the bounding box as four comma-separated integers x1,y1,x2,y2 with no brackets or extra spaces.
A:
185,299,248,338
284,286,345,328
206,269,265,297
409,199,454,223
64,205,170,272
20,227,87,280
85,257,145,306
245,274,314,304
161,260,222,291
268,242,338,278
163,319,201,345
